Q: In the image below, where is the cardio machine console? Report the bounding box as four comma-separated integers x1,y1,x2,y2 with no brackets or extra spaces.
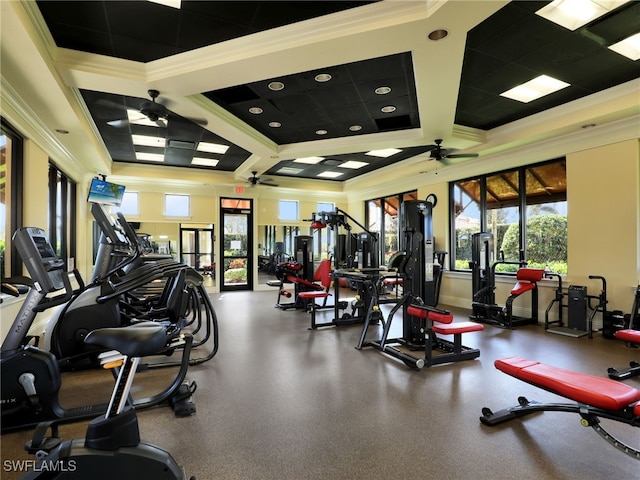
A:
12,227,65,293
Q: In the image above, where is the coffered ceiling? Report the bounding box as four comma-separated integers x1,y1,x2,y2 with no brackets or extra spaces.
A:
2,1,639,188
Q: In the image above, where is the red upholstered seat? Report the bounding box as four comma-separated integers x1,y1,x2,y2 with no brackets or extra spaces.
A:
298,291,330,300
510,268,545,295
432,321,484,335
614,329,640,344
495,356,640,411
406,305,453,324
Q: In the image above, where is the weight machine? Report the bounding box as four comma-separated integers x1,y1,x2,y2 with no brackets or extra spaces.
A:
545,274,608,338
357,196,483,368
469,232,543,328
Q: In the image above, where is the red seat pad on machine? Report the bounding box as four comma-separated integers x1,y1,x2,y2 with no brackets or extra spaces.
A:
495,356,640,411
615,329,640,344
406,305,453,324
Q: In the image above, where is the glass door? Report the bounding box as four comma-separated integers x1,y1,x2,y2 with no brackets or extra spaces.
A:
220,198,253,291
180,225,215,284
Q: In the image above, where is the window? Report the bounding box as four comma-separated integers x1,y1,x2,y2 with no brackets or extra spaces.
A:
48,163,76,269
165,194,190,217
0,120,24,278
113,191,139,216
365,190,417,265
278,200,298,221
315,202,335,260
450,158,567,273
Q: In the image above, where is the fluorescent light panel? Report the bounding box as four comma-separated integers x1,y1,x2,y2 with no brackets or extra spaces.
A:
608,32,640,60
535,0,630,31
366,148,401,158
191,158,219,167
317,171,343,178
500,75,570,103
147,0,182,8
294,156,324,164
131,134,166,147
135,152,164,162
127,109,163,127
277,167,304,175
339,161,368,169
197,142,229,154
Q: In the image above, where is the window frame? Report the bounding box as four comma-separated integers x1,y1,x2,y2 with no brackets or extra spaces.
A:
48,162,77,269
449,158,567,273
1,119,24,278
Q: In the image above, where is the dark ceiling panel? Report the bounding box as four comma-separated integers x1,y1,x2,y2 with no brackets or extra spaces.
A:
36,0,639,181
204,52,419,145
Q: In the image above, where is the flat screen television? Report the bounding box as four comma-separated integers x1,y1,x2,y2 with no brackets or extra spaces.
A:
87,178,126,206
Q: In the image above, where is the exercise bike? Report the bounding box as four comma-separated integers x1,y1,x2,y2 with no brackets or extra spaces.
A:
1,227,194,433
20,322,195,479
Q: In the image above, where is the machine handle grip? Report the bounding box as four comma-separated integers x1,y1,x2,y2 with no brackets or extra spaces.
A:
33,271,74,312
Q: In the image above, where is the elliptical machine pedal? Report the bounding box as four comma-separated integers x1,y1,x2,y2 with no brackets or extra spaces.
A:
170,381,197,417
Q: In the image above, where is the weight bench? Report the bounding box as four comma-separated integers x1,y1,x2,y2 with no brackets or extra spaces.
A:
608,329,640,380
481,356,640,460
406,304,484,367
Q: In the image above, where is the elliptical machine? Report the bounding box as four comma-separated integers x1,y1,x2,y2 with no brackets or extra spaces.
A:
1,227,195,433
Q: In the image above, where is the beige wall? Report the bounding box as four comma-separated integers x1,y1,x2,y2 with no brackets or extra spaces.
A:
566,139,639,313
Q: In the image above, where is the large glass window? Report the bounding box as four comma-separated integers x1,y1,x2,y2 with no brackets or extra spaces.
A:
450,158,567,274
315,202,335,260
48,163,76,269
365,190,417,266
1,120,24,278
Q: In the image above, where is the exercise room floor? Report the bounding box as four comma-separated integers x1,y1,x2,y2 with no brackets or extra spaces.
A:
2,290,639,479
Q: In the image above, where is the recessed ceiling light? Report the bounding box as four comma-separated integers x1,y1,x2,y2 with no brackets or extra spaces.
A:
314,73,332,82
608,32,640,60
339,161,368,169
135,152,164,162
317,171,343,178
366,148,402,158
535,0,629,31
249,107,263,114
278,167,303,175
132,134,166,147
349,125,362,131
192,158,219,167
197,142,229,154
381,105,396,113
428,29,448,41
316,129,328,135
294,156,324,164
268,81,285,91
269,121,282,128
375,86,391,95
500,75,570,103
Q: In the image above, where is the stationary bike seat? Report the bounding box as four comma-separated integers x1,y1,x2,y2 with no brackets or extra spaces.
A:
84,322,169,357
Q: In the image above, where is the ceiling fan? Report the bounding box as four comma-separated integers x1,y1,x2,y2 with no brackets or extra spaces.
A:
106,89,207,128
247,171,278,187
425,138,479,162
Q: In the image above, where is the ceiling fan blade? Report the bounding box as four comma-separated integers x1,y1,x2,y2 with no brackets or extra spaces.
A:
107,119,130,128
446,153,479,159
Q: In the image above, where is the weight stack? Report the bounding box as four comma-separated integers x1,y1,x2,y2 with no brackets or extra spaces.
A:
602,310,626,339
